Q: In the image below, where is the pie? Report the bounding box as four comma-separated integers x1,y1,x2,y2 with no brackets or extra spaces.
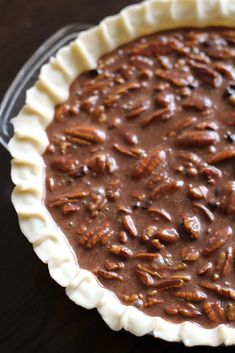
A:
10,0,235,346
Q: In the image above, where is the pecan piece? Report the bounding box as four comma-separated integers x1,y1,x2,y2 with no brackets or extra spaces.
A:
183,215,201,239
155,228,179,244
142,226,158,242
222,246,234,276
122,215,138,237
69,164,89,178
46,177,55,192
136,270,154,287
153,279,183,290
120,129,138,145
155,68,194,87
215,246,233,278
148,207,171,222
81,95,98,112
208,149,235,164
106,179,121,201
214,62,235,80
55,103,70,121
94,269,123,281
170,274,192,282
176,131,219,148
108,81,140,97
195,121,219,131
134,252,158,260
172,116,197,132
104,260,124,271
178,307,201,318
141,107,174,126
118,231,128,244
126,101,151,119
203,226,232,255
130,54,154,67
190,61,222,88
150,239,164,250
50,156,76,174
82,80,112,97
120,294,139,303
110,245,132,259
151,180,184,200
175,290,207,302
205,46,235,59
193,203,214,222
198,262,212,275
203,302,224,322
113,143,140,158
144,298,163,307
49,190,88,208
189,186,208,200
62,203,80,215
87,154,106,174
60,139,71,155
220,181,235,215
85,226,113,248
181,246,200,262
179,151,202,166
155,92,175,107
200,165,222,183
132,149,166,179
136,264,163,278
164,307,179,316
182,93,212,110
227,303,235,321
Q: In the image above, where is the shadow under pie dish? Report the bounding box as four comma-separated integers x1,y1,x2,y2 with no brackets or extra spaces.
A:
9,0,235,346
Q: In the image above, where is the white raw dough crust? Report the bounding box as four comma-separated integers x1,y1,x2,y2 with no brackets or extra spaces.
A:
9,0,235,346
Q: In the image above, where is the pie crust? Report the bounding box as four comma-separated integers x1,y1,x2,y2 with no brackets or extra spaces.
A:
9,0,235,346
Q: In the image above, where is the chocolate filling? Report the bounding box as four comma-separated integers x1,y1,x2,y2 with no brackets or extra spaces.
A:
43,28,235,328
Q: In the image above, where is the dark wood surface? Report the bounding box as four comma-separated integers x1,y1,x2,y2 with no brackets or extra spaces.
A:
0,1,234,352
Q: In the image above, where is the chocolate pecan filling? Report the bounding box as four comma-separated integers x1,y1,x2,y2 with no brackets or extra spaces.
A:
44,28,235,328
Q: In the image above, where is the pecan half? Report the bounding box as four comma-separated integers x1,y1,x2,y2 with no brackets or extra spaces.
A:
201,281,235,300
132,149,166,178
176,131,219,148
65,125,106,144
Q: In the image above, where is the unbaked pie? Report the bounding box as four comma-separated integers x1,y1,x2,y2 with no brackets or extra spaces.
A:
10,0,235,346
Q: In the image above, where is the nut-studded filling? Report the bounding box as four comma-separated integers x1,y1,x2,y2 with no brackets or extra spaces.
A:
44,28,235,328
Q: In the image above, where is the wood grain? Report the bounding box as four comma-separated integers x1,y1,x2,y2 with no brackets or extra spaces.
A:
0,0,234,352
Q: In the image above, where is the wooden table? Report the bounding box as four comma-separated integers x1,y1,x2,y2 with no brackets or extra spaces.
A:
0,0,233,352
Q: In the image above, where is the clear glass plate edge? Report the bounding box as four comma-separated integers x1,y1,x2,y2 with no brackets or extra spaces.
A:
0,23,92,150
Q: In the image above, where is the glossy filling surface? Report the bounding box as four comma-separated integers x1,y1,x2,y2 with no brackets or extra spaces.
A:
44,28,235,328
